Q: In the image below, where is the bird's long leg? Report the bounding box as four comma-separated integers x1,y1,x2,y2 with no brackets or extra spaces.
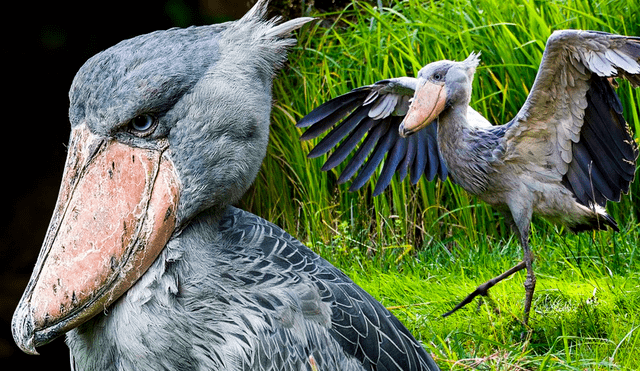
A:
508,201,536,327
442,260,526,317
519,225,535,326
443,208,528,318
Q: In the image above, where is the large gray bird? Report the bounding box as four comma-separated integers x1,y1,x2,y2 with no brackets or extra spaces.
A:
297,30,639,326
11,2,440,370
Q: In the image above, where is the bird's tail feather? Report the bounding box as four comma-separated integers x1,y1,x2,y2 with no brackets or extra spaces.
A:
569,205,619,233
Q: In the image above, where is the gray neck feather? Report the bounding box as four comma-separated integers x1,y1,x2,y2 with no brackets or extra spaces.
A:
437,104,497,194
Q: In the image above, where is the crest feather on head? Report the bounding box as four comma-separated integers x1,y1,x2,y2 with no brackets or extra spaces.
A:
463,51,481,69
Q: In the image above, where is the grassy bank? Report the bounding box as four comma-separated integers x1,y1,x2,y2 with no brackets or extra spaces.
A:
242,0,640,369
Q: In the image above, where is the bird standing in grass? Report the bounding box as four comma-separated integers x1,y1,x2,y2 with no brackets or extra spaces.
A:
298,30,639,326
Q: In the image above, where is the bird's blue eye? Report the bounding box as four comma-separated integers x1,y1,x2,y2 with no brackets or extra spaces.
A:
128,114,157,136
433,73,443,81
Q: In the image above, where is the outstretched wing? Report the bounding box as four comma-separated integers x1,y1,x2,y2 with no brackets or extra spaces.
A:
298,78,460,196
503,30,639,209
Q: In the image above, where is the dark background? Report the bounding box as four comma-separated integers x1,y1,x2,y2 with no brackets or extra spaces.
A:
1,0,354,366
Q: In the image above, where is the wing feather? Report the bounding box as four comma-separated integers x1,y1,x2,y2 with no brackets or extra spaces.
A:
321,117,376,171
307,107,370,158
503,30,639,208
397,136,416,182
411,130,428,184
349,119,398,191
424,125,442,182
297,89,369,128
299,95,369,140
374,124,407,196
337,119,390,184
298,78,449,194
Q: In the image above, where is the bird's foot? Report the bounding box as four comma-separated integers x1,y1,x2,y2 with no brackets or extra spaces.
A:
443,261,526,318
442,280,494,317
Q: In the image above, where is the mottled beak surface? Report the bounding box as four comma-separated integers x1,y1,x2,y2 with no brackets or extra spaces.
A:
12,124,179,354
399,79,446,137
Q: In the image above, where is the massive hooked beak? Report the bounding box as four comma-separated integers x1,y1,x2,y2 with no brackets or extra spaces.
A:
12,124,180,354
399,79,447,137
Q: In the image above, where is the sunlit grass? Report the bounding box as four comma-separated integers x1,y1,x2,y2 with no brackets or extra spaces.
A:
242,0,640,368
315,221,640,369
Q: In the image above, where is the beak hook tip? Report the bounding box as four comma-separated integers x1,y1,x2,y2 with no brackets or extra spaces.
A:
12,302,40,355
398,123,409,138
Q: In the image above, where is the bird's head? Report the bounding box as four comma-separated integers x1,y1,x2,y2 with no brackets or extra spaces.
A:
399,52,480,137
12,2,311,355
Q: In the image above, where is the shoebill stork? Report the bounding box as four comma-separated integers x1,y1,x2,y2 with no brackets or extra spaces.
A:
11,2,440,370
297,30,639,325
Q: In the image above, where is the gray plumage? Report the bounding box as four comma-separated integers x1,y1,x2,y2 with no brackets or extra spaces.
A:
298,30,639,324
68,207,437,370
11,1,440,370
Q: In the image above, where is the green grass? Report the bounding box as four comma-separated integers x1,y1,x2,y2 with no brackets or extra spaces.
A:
311,221,640,370
241,0,640,369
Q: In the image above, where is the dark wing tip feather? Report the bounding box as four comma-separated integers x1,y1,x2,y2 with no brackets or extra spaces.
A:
373,125,407,196
337,120,389,184
396,137,415,182
306,107,370,158
410,131,427,185
321,118,376,171
347,120,395,191
298,78,447,196
423,125,442,182
335,118,447,193
297,89,369,129
566,73,639,212
299,96,369,141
